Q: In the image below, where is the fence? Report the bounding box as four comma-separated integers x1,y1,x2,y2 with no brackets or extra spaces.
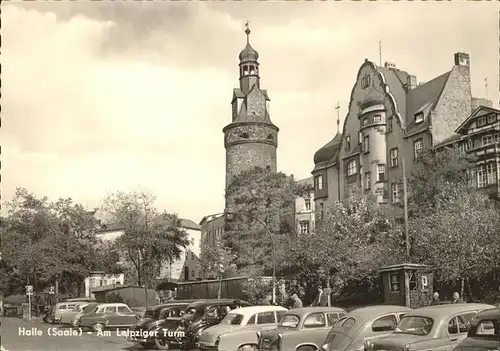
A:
176,277,249,300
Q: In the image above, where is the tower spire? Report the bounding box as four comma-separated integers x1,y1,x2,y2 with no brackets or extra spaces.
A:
245,21,251,44
335,101,340,134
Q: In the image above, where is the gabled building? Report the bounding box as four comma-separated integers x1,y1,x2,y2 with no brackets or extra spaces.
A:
312,52,494,214
435,106,500,199
293,177,315,234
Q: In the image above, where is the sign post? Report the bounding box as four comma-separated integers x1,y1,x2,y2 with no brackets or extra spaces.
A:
26,285,33,320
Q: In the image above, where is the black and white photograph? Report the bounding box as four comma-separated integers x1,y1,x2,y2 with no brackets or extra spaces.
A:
1,1,500,351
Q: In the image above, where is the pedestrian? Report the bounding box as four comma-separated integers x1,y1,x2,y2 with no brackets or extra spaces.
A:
311,286,328,307
430,292,441,305
291,293,303,308
452,292,463,304
261,294,271,305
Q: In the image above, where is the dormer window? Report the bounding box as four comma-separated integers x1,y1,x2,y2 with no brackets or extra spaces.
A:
415,112,424,124
345,136,351,150
239,132,249,138
477,117,486,127
487,114,496,123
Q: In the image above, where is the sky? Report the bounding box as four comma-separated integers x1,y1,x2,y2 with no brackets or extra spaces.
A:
2,1,499,223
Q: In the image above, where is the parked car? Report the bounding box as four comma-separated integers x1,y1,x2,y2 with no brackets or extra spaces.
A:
66,298,96,303
76,303,142,331
258,306,347,351
322,305,412,351
51,301,88,324
198,305,288,351
365,303,495,351
127,302,193,349
59,303,91,325
453,307,500,350
152,299,252,350
71,303,99,327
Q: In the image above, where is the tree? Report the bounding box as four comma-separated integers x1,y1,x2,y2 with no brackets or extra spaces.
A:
223,167,312,274
1,188,101,299
199,240,235,280
409,181,500,298
284,189,398,301
102,189,189,288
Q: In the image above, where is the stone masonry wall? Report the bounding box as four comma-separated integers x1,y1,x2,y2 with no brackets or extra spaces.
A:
432,65,472,144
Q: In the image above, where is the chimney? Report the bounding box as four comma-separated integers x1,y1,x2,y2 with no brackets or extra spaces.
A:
454,52,470,67
384,62,396,69
404,75,418,92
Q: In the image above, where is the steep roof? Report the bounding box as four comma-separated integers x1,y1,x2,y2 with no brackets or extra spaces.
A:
455,105,500,134
296,176,313,186
312,133,343,172
179,218,200,231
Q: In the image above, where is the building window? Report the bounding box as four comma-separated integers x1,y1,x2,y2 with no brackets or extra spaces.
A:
365,172,371,189
299,221,310,234
373,114,381,123
267,134,274,140
390,148,399,167
363,118,368,126
487,114,496,123
314,175,324,190
495,133,500,144
477,165,486,188
358,132,363,145
345,135,351,150
482,135,493,145
414,139,423,160
243,66,249,75
304,198,311,211
415,112,424,124
391,182,400,203
477,117,486,126
347,160,357,176
239,132,249,138
387,117,393,132
363,136,370,153
456,143,467,157
377,164,386,181
361,74,371,89
319,203,324,220
390,273,400,292
486,163,497,185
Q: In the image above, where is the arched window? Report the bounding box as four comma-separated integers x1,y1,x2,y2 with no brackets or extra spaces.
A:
243,65,249,75
249,65,255,74
347,160,357,176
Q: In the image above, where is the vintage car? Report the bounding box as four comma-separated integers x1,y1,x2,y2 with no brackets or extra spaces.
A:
76,302,142,331
452,307,500,350
322,305,412,351
71,302,99,326
59,303,91,325
152,299,252,350
365,303,495,351
51,301,88,324
258,306,347,351
127,301,193,349
197,305,288,351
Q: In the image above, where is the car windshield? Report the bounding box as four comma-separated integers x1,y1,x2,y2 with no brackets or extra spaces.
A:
278,315,300,328
91,306,100,313
220,313,244,325
395,316,433,335
83,304,97,313
144,309,156,318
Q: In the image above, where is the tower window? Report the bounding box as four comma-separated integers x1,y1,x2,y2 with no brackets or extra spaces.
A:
239,132,249,138
267,134,273,140
243,65,249,75
249,65,255,74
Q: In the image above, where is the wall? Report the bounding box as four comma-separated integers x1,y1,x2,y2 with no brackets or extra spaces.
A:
94,287,157,307
84,273,125,298
432,62,472,145
294,190,315,234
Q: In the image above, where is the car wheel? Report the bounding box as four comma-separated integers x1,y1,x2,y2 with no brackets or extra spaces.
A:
297,346,316,351
238,344,257,351
154,337,170,350
92,323,105,332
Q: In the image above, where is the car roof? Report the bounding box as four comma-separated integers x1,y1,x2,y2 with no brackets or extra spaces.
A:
148,303,190,311
286,307,346,316
187,299,249,308
96,303,129,307
470,307,500,322
406,304,495,318
346,305,412,320
230,305,287,315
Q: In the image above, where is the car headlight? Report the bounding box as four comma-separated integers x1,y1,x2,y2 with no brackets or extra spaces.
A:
363,339,372,351
402,344,410,351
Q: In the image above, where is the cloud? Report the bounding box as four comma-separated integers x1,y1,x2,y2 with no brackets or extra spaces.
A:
2,2,499,222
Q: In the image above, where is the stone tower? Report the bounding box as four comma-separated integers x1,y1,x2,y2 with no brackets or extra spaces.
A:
223,23,279,207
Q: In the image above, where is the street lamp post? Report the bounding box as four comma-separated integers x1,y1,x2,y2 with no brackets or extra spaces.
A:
207,211,277,305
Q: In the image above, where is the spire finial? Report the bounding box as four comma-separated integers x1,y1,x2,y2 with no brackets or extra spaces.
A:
335,101,340,134
245,21,251,44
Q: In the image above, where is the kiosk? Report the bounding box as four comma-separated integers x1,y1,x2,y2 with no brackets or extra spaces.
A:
378,263,433,308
